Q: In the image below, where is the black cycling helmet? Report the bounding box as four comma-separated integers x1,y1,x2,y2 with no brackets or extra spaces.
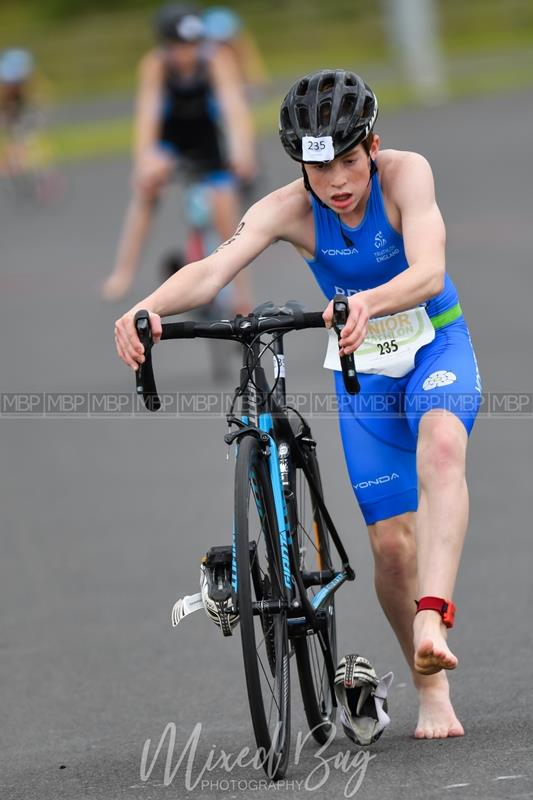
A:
279,69,378,163
154,4,205,43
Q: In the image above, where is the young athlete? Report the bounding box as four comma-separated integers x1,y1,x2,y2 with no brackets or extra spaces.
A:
0,48,62,202
102,4,256,306
114,69,482,739
0,49,34,124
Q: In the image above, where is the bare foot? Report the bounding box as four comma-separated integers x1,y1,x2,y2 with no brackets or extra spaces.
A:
415,672,464,739
413,610,458,675
101,272,133,302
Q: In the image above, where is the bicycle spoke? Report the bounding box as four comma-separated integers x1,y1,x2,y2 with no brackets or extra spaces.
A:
309,639,328,705
250,479,284,594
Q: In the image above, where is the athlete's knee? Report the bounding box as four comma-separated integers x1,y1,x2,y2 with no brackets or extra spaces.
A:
133,156,172,203
417,411,467,486
369,514,416,577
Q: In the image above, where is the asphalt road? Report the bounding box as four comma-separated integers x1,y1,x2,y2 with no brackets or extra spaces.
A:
1,89,532,800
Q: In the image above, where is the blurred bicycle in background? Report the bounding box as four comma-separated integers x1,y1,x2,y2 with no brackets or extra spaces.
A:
160,178,238,382
0,48,64,205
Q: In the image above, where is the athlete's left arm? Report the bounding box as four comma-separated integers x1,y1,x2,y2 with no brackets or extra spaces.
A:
209,47,256,181
366,153,446,317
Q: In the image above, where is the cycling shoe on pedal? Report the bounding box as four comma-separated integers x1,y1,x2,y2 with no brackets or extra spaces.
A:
334,654,394,746
200,546,239,637
170,547,239,636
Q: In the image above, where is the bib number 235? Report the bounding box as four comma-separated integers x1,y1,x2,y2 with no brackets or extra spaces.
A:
377,339,398,355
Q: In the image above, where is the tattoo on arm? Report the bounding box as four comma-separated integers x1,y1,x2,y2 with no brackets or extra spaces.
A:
214,221,245,253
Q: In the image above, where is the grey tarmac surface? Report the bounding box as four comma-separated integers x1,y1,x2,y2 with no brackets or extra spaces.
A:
1,89,532,800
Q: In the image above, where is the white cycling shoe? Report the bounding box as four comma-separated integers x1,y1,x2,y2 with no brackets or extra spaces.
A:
171,546,239,637
334,654,394,746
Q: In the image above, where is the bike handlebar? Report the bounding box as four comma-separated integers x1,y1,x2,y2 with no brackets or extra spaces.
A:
332,295,360,395
160,311,325,341
133,301,359,411
134,310,161,411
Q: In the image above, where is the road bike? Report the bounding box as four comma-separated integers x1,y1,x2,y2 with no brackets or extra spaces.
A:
0,108,64,205
134,297,360,779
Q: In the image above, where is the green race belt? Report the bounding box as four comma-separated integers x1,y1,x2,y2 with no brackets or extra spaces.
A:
430,303,463,330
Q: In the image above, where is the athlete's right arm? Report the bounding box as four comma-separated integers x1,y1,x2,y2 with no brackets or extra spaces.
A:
114,183,309,369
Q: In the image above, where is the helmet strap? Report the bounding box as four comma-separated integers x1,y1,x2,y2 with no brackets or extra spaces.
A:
301,164,328,208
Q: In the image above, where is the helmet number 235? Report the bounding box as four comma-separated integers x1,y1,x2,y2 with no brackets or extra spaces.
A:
302,136,334,162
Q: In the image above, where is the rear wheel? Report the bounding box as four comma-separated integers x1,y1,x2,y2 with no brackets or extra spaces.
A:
234,435,291,779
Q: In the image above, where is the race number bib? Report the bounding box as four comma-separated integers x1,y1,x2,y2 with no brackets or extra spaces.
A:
323,306,435,378
302,135,335,162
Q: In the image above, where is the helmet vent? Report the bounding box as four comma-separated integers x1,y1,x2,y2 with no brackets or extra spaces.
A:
318,75,335,94
280,107,291,130
339,95,356,121
296,105,310,130
296,79,309,96
319,100,332,127
362,95,374,117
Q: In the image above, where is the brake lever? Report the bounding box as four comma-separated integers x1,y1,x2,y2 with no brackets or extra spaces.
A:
134,309,161,412
332,295,360,395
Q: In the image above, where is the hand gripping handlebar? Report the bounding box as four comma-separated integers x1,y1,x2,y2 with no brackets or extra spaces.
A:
332,295,360,395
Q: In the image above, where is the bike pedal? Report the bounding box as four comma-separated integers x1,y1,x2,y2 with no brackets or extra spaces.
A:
201,545,234,601
200,546,239,636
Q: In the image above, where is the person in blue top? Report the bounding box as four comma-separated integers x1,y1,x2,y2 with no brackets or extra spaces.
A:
115,69,482,740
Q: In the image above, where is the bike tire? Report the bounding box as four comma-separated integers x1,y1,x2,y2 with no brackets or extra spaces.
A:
291,440,338,745
235,434,291,779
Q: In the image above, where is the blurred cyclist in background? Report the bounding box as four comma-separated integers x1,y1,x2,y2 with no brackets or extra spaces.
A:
0,49,34,130
0,48,61,201
102,4,256,306
159,5,269,285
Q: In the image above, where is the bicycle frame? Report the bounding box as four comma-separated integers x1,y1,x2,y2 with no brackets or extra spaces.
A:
230,331,352,628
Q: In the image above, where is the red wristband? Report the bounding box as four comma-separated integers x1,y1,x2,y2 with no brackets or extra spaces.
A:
415,596,456,629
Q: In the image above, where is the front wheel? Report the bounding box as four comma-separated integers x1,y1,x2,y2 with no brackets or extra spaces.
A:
291,440,338,745
234,435,291,779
